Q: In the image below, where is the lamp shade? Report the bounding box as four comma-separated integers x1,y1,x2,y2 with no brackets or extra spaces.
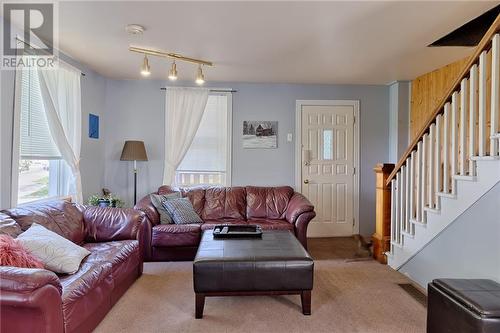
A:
120,141,148,161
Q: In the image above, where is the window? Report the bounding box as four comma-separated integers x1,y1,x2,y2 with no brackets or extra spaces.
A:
176,93,232,187
16,69,69,204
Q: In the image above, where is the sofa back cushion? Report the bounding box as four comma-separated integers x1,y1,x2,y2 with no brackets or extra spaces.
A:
2,200,85,245
202,187,246,220
0,213,22,238
158,186,206,216
246,186,294,219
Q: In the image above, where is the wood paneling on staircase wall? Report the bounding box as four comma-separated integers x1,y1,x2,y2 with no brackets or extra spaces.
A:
410,57,470,141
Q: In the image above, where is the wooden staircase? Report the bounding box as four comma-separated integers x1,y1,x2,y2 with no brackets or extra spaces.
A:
373,14,500,269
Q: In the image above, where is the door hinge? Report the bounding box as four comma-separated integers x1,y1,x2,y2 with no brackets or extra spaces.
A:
353,218,355,226
353,167,356,175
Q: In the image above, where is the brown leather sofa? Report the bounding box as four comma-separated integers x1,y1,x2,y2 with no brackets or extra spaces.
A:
135,185,316,261
0,200,149,333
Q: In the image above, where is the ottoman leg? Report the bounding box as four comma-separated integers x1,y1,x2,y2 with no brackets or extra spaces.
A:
301,290,311,315
195,293,205,319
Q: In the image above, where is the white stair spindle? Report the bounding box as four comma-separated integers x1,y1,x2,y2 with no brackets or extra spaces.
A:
451,92,458,194
469,64,478,176
416,141,423,223
396,172,401,244
443,104,450,194
478,51,487,156
400,165,406,234
428,124,435,208
491,34,500,156
435,114,442,206
420,136,427,221
391,179,396,244
460,79,468,175
406,157,412,231
409,153,415,234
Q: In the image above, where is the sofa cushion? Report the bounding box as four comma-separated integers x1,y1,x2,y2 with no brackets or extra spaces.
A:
200,219,248,231
2,200,85,244
202,187,246,220
247,218,294,231
0,213,22,238
83,240,140,284
162,198,203,225
150,193,181,224
152,223,201,247
158,186,206,216
246,186,294,219
17,223,90,274
60,261,114,333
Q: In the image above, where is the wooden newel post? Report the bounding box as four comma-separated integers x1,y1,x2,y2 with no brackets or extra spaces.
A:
372,163,395,264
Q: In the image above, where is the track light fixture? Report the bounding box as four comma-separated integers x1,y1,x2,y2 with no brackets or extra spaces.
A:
130,46,213,83
195,65,205,85
140,54,151,76
168,61,178,81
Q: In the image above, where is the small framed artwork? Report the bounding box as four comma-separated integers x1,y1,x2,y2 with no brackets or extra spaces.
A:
243,121,278,149
89,114,99,139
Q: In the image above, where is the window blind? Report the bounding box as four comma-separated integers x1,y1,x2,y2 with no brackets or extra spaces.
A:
177,95,228,172
20,69,61,159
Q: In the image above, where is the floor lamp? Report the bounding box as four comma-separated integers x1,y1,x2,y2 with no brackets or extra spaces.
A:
120,140,148,205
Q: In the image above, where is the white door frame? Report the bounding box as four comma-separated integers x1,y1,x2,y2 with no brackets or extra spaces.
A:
295,100,360,235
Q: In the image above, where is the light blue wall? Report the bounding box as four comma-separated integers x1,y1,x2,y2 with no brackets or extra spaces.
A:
103,80,390,236
399,181,500,289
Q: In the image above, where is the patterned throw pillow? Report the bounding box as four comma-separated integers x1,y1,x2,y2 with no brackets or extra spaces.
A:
17,223,90,274
161,198,203,225
150,192,181,224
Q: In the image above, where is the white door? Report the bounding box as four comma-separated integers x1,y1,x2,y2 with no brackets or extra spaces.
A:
297,101,357,237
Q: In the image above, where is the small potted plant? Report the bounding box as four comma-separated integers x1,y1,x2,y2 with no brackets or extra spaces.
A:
87,189,124,208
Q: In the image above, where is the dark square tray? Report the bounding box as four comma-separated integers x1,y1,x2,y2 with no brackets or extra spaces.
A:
212,224,263,239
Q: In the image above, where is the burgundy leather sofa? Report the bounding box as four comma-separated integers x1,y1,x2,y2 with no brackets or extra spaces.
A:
135,185,316,261
0,200,149,333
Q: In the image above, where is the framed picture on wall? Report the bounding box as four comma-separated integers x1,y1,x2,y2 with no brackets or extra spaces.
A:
243,121,278,149
89,114,99,139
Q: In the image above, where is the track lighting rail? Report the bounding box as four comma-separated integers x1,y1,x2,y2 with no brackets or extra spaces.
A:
129,46,213,67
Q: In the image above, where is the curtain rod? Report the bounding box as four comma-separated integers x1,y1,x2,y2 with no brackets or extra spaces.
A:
15,37,86,76
160,87,237,93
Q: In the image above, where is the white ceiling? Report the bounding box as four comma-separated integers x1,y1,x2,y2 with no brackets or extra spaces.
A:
53,1,497,84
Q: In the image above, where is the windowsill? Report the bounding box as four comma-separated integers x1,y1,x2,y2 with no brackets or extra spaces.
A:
17,195,72,207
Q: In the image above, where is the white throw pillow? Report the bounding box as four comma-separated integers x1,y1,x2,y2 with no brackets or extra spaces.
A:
17,223,90,274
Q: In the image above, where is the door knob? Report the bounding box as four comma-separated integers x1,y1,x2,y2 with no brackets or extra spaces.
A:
303,179,309,184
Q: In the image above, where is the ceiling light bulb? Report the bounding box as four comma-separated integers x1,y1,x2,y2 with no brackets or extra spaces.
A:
140,54,151,76
168,61,178,81
195,65,205,85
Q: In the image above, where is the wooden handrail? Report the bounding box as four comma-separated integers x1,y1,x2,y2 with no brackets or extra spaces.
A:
386,13,500,187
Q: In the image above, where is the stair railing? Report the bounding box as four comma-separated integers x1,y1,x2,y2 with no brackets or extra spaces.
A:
372,14,500,263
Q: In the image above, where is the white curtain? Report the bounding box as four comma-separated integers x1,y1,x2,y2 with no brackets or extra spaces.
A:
163,87,209,185
37,62,83,203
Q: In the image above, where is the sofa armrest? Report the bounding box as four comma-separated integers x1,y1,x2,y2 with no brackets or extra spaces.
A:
134,194,160,226
285,193,315,250
285,193,315,224
0,267,64,333
0,266,62,294
84,206,150,262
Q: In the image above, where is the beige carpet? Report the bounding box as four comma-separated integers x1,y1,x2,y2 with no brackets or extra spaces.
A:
94,238,426,333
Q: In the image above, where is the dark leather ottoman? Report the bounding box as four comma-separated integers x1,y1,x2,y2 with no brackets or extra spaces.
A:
427,279,500,333
193,230,314,318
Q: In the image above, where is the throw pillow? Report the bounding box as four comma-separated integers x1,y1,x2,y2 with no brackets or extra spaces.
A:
0,235,44,269
162,198,203,225
17,223,90,274
150,192,181,224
